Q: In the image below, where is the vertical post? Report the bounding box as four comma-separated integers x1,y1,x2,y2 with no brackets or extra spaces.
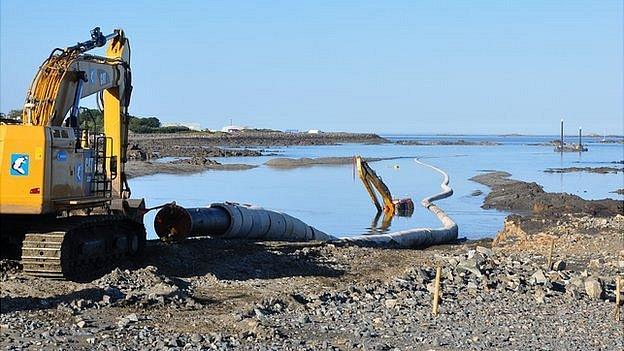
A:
432,266,442,316
546,238,555,270
616,276,621,321
560,118,564,151
578,127,582,150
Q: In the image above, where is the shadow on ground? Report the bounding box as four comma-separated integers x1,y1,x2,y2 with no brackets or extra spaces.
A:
133,238,345,281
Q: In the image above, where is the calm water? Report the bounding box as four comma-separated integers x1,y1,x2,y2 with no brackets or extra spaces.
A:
132,135,624,240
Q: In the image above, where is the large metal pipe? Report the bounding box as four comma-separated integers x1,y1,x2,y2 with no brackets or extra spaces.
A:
154,203,335,242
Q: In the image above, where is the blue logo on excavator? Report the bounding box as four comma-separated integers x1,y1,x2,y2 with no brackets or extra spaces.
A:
10,154,29,176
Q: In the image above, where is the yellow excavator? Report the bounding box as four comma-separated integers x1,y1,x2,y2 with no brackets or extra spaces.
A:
354,156,414,231
0,27,146,280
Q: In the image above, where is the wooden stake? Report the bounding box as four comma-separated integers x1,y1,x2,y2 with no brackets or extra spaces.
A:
546,238,555,270
432,266,442,316
615,276,622,321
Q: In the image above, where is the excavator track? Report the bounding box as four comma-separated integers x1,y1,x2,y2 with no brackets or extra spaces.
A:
21,215,146,281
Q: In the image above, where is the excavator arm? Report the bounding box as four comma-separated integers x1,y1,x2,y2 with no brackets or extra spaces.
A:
21,27,132,198
355,156,396,214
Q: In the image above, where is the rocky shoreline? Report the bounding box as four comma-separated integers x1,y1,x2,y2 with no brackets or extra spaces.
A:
544,166,623,174
124,130,388,178
1,172,623,349
130,130,388,148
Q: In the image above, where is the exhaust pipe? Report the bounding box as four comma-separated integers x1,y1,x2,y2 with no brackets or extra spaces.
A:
154,203,335,242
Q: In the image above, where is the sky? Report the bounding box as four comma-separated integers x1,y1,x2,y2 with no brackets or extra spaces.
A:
1,1,622,135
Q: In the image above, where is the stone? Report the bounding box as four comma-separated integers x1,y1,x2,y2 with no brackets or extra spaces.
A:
384,299,398,309
125,313,139,323
76,321,87,329
552,260,566,271
457,259,483,277
588,259,603,270
584,278,602,300
534,288,546,304
475,246,494,257
530,270,548,285
117,318,130,328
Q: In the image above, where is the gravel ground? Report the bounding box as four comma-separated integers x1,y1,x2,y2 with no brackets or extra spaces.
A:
1,212,623,350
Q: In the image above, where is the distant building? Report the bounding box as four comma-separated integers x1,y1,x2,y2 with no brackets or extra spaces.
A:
221,125,249,133
284,129,300,133
162,122,202,131
307,129,321,134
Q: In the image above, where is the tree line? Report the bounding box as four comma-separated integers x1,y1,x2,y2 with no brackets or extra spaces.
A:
1,109,191,134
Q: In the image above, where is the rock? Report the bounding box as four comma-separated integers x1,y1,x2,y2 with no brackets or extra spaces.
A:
475,246,494,257
101,295,111,305
384,299,398,309
471,190,483,196
298,315,311,324
584,278,602,300
125,313,139,323
117,318,130,328
534,288,546,304
76,321,87,329
457,259,483,277
190,334,203,343
530,270,548,285
552,260,566,271
588,259,603,270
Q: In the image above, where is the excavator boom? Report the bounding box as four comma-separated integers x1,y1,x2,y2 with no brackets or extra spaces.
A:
355,156,396,213
354,156,415,221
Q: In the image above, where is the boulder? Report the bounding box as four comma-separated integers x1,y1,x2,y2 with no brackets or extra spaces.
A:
584,278,602,300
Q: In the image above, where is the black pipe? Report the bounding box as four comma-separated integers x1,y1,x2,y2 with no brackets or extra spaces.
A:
154,204,230,241
154,203,335,242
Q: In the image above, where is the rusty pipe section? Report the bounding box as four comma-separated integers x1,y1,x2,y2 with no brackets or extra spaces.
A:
154,203,336,242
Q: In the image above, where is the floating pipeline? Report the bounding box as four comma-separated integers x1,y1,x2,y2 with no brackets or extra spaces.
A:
154,202,336,242
153,158,458,248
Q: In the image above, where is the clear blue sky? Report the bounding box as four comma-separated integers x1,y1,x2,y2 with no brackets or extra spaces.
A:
1,1,622,134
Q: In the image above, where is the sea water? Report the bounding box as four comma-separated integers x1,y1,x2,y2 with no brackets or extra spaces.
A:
131,135,624,240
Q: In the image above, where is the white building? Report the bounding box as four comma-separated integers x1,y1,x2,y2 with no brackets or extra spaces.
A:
221,125,249,133
307,129,321,134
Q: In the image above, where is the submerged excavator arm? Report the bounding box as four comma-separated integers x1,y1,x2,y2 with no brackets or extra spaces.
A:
21,27,132,198
355,156,395,214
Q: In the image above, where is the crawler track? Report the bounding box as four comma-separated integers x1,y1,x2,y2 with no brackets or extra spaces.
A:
21,215,146,281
